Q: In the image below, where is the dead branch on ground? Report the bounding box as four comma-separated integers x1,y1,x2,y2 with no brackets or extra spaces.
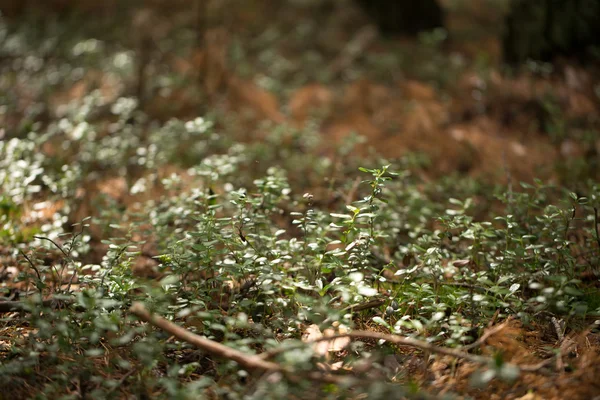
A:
130,302,553,381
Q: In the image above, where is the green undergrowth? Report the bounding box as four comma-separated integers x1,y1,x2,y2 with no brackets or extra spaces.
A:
1,5,600,400
1,95,599,398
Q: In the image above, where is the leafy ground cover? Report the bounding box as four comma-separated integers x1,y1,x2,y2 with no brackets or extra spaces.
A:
1,1,599,399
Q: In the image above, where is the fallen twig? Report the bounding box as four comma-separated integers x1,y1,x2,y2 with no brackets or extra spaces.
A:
130,302,281,372
551,317,565,342
279,330,489,365
130,302,553,382
295,330,552,374
550,319,599,372
130,302,348,384
462,317,512,351
105,368,138,397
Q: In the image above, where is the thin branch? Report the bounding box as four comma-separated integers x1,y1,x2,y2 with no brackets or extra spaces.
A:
289,330,488,365
130,303,348,384
462,317,512,351
551,317,565,342
130,302,283,372
26,234,80,293
19,250,42,281
33,235,70,259
68,222,85,257
65,223,85,293
130,303,553,381
296,330,551,374
99,245,129,289
563,205,576,241
550,319,598,373
520,357,554,373
105,368,137,397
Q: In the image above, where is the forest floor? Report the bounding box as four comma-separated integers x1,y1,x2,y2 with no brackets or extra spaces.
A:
1,1,600,399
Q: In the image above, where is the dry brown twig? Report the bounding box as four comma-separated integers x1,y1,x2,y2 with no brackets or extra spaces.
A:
462,317,512,351
551,319,599,372
299,330,552,374
129,302,348,384
130,302,280,372
130,303,552,380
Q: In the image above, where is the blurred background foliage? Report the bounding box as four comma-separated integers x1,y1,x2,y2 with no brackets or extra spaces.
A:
2,0,599,63
1,1,600,399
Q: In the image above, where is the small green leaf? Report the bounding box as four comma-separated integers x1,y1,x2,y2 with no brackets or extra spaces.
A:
373,316,391,329
160,275,180,287
563,286,583,296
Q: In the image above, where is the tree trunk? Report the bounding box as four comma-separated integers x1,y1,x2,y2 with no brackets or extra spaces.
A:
355,0,445,36
503,0,600,63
